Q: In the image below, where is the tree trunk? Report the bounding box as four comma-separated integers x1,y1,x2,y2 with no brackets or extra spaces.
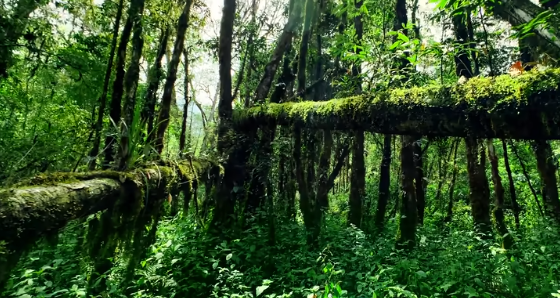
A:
452,7,473,78
375,134,392,230
316,131,333,204
396,135,417,249
102,5,135,169
465,137,492,237
348,0,365,229
211,0,243,230
255,0,303,101
143,26,170,142
179,48,190,153
295,127,315,244
296,0,315,96
88,0,125,170
292,0,319,245
451,0,492,237
234,68,560,140
118,0,146,170
413,138,426,225
246,0,301,214
349,130,365,228
487,139,513,248
511,140,545,217
444,139,460,223
435,140,455,211
466,9,480,76
153,0,194,154
502,139,520,228
533,140,560,223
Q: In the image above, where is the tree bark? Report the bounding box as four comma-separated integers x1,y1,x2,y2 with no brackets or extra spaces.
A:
246,0,302,214
292,0,320,245
296,0,315,96
254,0,303,102
211,0,242,229
452,7,473,78
316,131,333,209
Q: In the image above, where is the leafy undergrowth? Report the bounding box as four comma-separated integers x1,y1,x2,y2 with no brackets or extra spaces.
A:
4,212,560,298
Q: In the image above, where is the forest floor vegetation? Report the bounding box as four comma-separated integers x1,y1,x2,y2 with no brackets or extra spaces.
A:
3,200,560,298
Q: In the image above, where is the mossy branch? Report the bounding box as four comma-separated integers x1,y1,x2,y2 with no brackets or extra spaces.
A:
234,68,560,139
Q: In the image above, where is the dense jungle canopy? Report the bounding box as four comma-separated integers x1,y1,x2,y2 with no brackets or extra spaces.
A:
1,0,560,296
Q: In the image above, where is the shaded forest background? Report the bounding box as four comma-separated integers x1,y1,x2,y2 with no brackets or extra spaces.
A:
1,0,560,297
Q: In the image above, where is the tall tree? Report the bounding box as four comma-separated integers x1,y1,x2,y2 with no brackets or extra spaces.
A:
88,0,125,170
502,139,520,228
153,0,194,154
211,0,238,229
393,0,417,249
375,134,392,230
293,0,318,244
487,139,513,248
179,48,191,154
102,0,137,168
118,0,146,170
533,140,560,223
143,26,171,143
246,0,303,213
348,0,365,229
451,3,492,237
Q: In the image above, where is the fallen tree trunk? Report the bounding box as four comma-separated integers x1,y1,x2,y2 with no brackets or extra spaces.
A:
0,158,219,286
234,68,560,140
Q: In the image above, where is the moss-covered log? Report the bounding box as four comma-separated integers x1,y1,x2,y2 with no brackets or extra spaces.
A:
0,159,216,245
234,68,560,140
0,159,218,287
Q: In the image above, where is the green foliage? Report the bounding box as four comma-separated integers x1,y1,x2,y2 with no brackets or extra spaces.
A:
5,209,560,298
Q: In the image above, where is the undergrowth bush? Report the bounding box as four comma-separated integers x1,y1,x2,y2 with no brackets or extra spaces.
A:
5,209,560,298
